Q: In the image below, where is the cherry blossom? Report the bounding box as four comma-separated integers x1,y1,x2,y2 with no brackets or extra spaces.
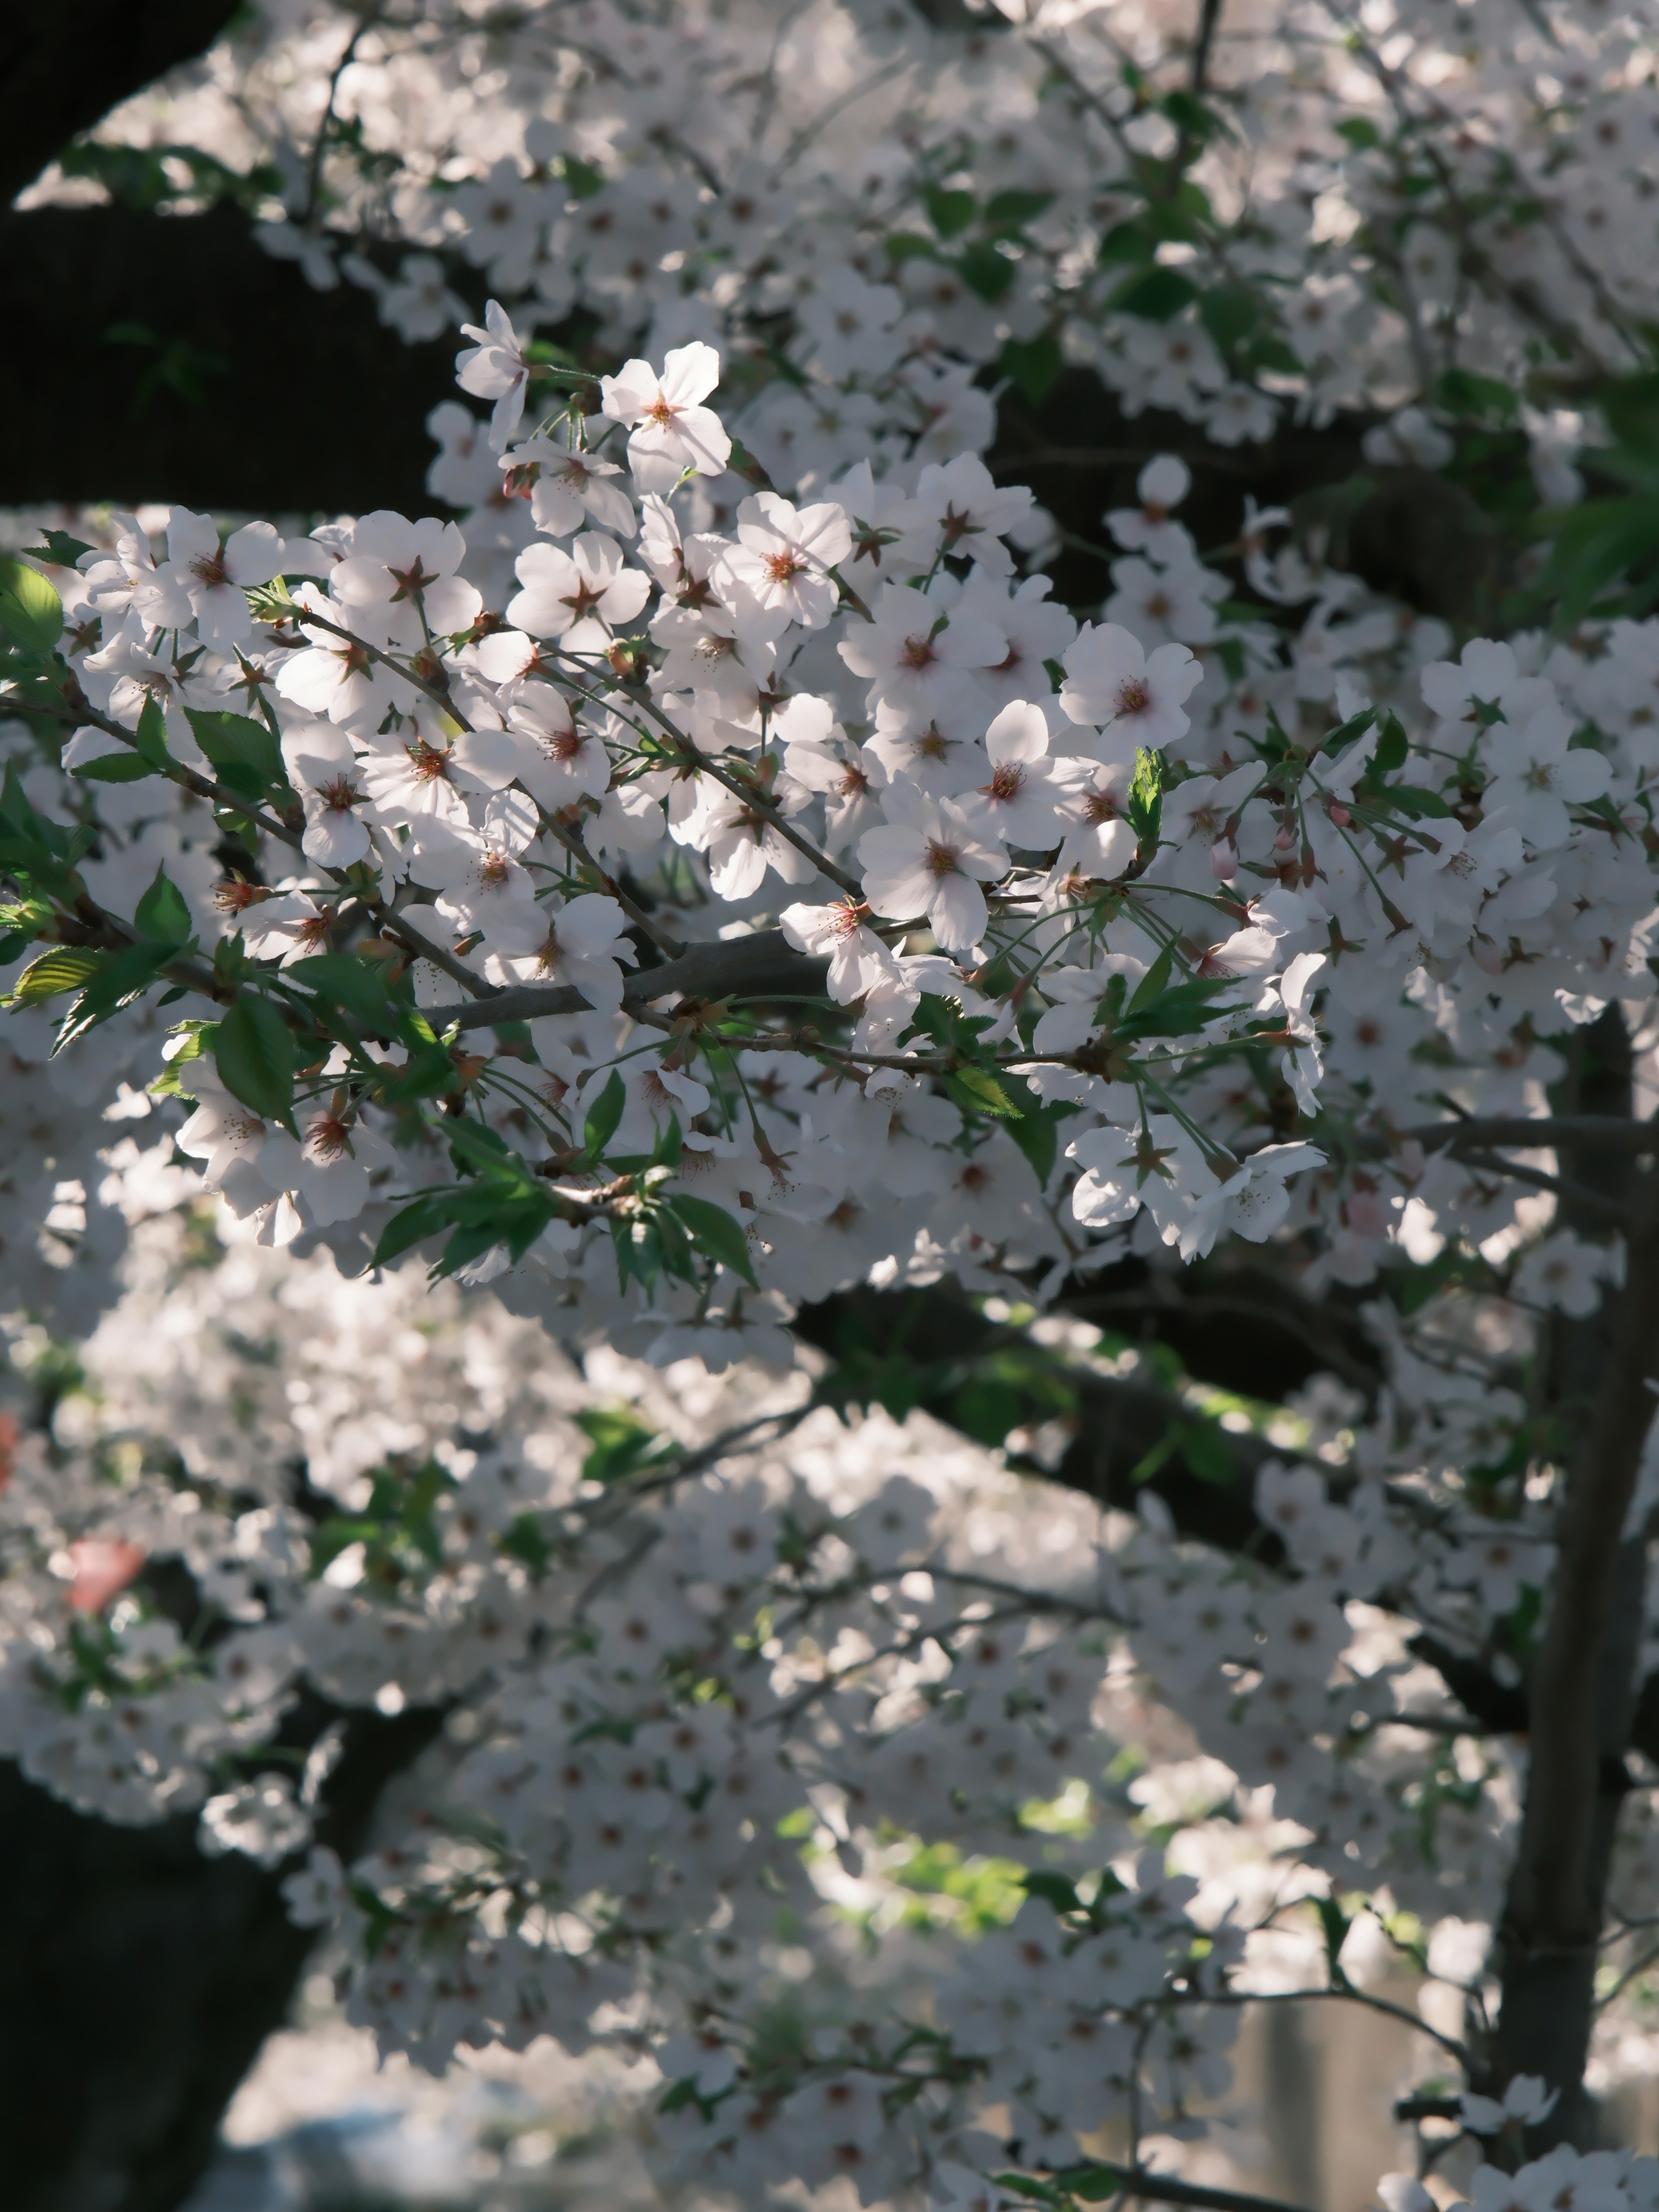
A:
599,342,732,490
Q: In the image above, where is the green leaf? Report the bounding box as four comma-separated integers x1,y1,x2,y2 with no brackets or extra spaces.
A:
1335,115,1383,149
9,946,103,1004
498,1511,552,1578
958,239,1017,302
1005,1100,1063,1185
213,994,296,1121
1433,365,1517,427
1108,266,1198,321
581,1068,626,1159
1371,713,1408,774
1127,944,1174,1013
443,1118,514,1176
1387,785,1456,820
1182,1419,1237,1486
998,331,1064,407
72,750,158,784
668,1193,759,1288
943,1065,1022,1119
1127,745,1164,849
574,1405,667,1486
54,939,175,1048
924,186,977,238
286,951,393,1028
133,865,194,947
951,1374,1023,1447
1316,1894,1351,1977
1116,976,1236,1043
0,558,64,655
1058,2165,1130,2203
559,153,605,199
983,188,1054,235
1098,216,1157,269
1021,1869,1082,1914
372,1198,451,1266
882,230,939,264
133,695,175,772
22,530,94,568
1160,88,1225,141
184,708,286,792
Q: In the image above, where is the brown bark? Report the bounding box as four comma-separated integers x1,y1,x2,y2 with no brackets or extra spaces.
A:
0,1698,442,2212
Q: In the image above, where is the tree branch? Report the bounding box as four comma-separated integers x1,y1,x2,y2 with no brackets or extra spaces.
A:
1391,1115,1659,1157
1067,2168,1315,2212
420,928,830,1033
0,2,241,203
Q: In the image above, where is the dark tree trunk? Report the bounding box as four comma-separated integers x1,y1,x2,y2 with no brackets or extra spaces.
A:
0,1702,441,2212
0,2,241,205
1484,1012,1654,2148
0,207,461,519
0,201,1509,632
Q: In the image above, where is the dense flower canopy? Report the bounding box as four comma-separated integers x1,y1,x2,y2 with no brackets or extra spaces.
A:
10,1,1659,2208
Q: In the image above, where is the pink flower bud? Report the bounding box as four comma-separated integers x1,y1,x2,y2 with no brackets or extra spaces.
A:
1348,1189,1389,1236
1326,802,1351,828
1210,839,1236,880
66,1538,146,1615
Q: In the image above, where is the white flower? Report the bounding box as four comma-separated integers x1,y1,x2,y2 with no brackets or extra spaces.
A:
858,781,1007,952
1362,405,1455,469
274,590,415,725
484,892,637,1009
455,298,531,451
280,721,375,869
507,534,652,650
796,267,906,379
292,1098,396,1225
1070,1115,1215,1239
1059,622,1203,750
329,512,482,651
502,682,613,807
1055,760,1138,880
838,582,1007,725
599,342,732,490
959,700,1088,849
356,730,475,831
1511,1230,1619,1318
781,900,903,1002
1106,454,1195,562
1421,638,1526,725
410,790,541,943
1457,2074,1560,2137
1483,702,1611,849
200,1774,311,1868
1104,553,1227,647
1255,949,1325,1114
1178,1140,1326,1259
502,436,636,538
156,509,287,650
175,1082,280,1192
375,252,468,343
717,492,852,633
909,454,1034,578
238,890,336,968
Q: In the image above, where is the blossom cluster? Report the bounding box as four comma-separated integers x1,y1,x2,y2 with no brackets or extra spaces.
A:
3,324,1654,1367
9,1,1659,2197
41,0,1649,528
5,1185,1659,2207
